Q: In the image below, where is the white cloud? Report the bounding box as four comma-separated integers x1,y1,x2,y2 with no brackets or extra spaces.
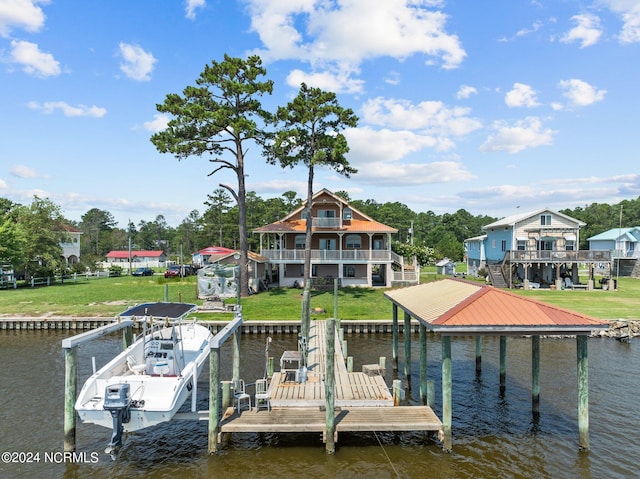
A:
10,40,60,77
28,101,107,117
516,20,544,37
0,0,47,37
286,67,365,94
10,164,42,178
456,85,477,99
505,83,540,108
350,159,475,186
118,42,157,81
245,0,466,88
0,178,7,189
599,0,640,43
560,14,602,48
479,117,556,153
558,78,606,106
346,126,449,164
185,0,205,20
361,97,482,137
143,113,169,132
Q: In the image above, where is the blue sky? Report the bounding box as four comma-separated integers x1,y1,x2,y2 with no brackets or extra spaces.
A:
1,0,639,228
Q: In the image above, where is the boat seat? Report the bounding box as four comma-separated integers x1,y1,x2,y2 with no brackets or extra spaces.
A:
127,355,147,375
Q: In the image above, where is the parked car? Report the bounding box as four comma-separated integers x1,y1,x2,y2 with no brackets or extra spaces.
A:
132,267,154,277
164,265,194,278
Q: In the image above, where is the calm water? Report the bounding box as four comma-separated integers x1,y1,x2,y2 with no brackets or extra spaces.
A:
0,329,638,479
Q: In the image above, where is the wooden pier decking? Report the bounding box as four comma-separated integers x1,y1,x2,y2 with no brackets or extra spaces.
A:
217,320,443,441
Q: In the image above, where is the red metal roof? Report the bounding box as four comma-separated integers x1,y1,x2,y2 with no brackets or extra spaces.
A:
106,250,165,258
385,278,609,335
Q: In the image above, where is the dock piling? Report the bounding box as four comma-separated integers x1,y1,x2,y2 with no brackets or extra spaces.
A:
325,318,336,454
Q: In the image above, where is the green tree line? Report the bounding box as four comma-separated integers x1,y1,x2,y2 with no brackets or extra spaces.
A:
5,191,639,278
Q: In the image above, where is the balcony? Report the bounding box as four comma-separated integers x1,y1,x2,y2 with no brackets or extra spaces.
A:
506,250,612,262
260,249,393,263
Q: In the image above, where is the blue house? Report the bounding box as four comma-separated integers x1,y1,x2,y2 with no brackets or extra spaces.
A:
588,227,640,277
465,208,612,289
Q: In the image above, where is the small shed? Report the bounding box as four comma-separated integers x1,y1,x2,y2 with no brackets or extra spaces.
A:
435,258,456,275
384,278,609,452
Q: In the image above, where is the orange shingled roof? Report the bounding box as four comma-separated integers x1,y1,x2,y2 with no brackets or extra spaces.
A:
254,218,396,234
385,278,609,335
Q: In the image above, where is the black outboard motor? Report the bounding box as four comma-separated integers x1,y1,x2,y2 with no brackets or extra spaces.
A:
103,383,131,454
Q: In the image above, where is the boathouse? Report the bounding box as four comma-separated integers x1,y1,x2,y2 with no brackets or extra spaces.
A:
385,278,609,451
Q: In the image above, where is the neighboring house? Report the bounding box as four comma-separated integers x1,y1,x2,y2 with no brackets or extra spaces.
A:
253,188,417,288
463,234,486,277
192,246,237,267
465,208,612,289
105,250,167,268
60,225,82,264
588,227,640,277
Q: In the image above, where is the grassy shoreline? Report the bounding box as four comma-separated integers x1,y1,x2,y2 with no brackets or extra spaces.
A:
1,273,639,321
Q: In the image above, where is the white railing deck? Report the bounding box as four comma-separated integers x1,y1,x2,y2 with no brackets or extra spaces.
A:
260,249,393,262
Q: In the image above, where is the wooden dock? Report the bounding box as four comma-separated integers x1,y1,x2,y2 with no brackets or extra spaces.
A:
216,320,443,442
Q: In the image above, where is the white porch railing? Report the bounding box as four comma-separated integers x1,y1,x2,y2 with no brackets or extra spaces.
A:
260,249,393,262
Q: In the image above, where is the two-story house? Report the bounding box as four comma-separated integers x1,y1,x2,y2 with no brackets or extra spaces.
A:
60,225,82,265
465,208,612,289
588,227,640,277
253,189,417,288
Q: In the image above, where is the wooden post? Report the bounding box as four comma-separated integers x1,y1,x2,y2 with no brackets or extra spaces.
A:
325,318,336,454
442,335,452,452
475,336,482,374
221,380,232,411
342,340,348,360
208,346,220,454
404,311,412,387
122,325,133,349
532,335,540,416
63,346,77,452
392,304,399,371
392,379,402,406
334,278,340,330
267,357,274,378
427,380,435,408
233,329,241,382
347,356,353,373
302,283,311,343
499,335,507,394
577,335,590,451
419,323,427,405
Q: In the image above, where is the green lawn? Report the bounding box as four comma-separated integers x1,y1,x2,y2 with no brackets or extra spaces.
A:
1,272,638,320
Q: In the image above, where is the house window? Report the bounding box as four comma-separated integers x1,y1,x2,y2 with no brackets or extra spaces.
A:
295,235,305,249
491,240,496,249
565,240,575,251
343,265,356,278
343,208,352,220
516,239,527,251
319,209,336,218
540,214,552,225
319,239,336,250
345,234,361,249
501,240,507,252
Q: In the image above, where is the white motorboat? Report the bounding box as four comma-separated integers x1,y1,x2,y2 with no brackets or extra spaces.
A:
74,302,212,452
